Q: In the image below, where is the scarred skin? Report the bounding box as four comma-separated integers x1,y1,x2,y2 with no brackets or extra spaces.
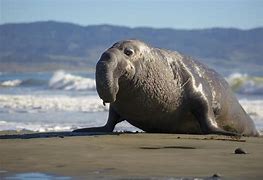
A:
74,40,259,136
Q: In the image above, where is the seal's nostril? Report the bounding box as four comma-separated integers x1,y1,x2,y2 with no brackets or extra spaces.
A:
101,52,111,61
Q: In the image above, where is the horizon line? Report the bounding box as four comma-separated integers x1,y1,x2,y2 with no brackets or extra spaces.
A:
1,20,262,31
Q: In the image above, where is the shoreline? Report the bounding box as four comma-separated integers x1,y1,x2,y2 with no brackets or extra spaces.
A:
1,133,263,179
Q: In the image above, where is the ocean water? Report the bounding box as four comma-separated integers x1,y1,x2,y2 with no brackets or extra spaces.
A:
0,70,262,134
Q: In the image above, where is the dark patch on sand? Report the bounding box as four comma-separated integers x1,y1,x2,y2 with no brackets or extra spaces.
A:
140,146,196,150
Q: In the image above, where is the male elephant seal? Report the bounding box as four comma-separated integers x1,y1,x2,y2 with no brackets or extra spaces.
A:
74,39,258,136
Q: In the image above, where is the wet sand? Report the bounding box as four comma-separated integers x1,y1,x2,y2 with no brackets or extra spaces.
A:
0,133,263,179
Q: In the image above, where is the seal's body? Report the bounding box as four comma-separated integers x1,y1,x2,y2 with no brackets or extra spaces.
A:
74,40,258,136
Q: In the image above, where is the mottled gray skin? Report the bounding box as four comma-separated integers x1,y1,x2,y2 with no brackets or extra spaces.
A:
74,40,259,136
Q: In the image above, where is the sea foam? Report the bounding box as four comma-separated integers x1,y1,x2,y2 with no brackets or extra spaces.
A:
0,120,73,132
0,94,108,113
239,99,263,132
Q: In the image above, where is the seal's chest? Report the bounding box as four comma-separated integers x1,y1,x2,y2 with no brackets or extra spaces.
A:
115,70,183,119
114,87,183,122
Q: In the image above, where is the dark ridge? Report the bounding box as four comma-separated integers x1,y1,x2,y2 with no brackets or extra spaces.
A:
0,21,262,75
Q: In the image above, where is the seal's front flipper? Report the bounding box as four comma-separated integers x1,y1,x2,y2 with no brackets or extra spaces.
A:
73,105,123,133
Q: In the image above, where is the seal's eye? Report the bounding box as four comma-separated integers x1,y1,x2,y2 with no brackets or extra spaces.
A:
124,48,134,56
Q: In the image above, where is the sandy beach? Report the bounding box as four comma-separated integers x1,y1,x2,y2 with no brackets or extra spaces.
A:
0,133,263,179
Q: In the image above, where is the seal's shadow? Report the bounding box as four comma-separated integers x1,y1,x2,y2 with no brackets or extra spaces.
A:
0,131,121,139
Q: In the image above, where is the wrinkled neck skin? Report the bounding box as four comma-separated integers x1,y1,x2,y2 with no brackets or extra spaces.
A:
113,49,184,112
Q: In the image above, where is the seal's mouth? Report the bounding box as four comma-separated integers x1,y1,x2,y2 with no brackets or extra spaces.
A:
101,93,117,105
102,97,116,106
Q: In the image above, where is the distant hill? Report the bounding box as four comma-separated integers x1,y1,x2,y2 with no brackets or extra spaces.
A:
0,21,262,75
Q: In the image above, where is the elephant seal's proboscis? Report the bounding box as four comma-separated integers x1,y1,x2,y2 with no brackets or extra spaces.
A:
74,40,259,136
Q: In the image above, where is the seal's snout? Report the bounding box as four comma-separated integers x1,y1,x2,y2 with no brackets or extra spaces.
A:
96,50,119,104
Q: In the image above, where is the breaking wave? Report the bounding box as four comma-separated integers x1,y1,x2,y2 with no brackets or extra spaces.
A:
0,70,96,91
0,79,22,87
0,79,47,88
48,70,96,91
226,73,263,95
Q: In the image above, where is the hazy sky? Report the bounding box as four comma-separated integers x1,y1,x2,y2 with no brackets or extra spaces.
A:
1,0,263,29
